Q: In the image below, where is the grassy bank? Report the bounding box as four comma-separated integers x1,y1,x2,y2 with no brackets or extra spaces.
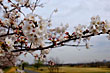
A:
26,66,110,73
3,67,25,73
3,67,16,73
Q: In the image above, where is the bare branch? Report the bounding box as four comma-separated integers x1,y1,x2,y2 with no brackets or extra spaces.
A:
0,32,16,37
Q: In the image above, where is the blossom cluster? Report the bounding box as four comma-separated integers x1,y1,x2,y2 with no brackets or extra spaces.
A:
0,0,51,67
89,15,110,34
64,16,110,48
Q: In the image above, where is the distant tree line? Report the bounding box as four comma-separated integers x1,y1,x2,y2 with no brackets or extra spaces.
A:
62,61,110,68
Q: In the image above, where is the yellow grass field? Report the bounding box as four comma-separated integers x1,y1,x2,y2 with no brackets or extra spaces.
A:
4,67,16,73
4,67,26,73
4,66,110,73
26,66,110,73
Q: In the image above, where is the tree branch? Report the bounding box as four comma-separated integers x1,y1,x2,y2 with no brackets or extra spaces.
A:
0,33,16,37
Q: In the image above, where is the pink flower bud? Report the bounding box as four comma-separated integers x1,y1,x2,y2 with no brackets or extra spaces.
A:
64,35,69,38
20,36,24,39
65,32,69,35
52,36,56,39
17,38,20,41
72,32,75,35
32,29,35,32
48,38,52,40
14,30,18,34
57,39,60,41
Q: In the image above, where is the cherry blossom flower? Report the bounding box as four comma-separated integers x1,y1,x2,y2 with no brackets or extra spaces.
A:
104,20,110,31
39,54,46,61
22,20,33,33
3,19,11,26
41,48,51,54
26,13,36,21
55,24,69,33
5,37,15,51
5,37,14,46
74,24,85,37
89,16,102,34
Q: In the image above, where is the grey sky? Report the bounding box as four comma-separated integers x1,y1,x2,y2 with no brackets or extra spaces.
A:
20,0,110,64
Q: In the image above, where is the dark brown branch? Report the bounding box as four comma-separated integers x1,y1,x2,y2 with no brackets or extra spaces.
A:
0,33,16,37
7,26,10,34
0,2,8,13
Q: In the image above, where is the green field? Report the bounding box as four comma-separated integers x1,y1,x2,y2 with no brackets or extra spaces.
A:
26,66,110,73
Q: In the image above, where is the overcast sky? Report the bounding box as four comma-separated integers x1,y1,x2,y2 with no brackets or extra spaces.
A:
20,0,110,64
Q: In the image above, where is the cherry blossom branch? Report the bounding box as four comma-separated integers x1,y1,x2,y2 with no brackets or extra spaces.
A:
12,30,110,52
